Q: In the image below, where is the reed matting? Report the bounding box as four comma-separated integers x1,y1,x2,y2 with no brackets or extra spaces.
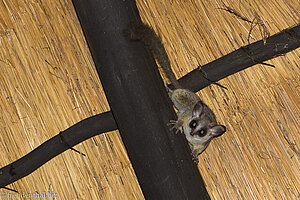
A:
0,0,299,199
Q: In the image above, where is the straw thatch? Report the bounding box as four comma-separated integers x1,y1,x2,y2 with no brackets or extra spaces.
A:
0,0,299,199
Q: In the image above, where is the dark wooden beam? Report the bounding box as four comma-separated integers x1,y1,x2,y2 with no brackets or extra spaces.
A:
70,0,210,199
0,112,116,187
180,24,300,92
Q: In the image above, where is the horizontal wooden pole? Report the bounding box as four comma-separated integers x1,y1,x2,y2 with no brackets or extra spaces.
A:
0,112,116,187
180,24,300,92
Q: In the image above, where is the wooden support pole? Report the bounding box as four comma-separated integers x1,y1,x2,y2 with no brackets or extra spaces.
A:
0,112,117,187
71,0,210,199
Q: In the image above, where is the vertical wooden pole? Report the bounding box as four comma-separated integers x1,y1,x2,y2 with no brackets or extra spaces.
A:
71,0,210,199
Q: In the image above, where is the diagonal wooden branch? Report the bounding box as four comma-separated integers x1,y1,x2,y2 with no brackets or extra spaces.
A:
0,24,299,189
0,112,117,187
179,24,300,92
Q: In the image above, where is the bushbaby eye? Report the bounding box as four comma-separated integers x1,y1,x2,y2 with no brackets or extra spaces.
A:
197,129,206,137
189,120,197,129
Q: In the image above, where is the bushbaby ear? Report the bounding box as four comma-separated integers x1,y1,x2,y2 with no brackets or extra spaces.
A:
192,101,203,118
210,125,226,137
